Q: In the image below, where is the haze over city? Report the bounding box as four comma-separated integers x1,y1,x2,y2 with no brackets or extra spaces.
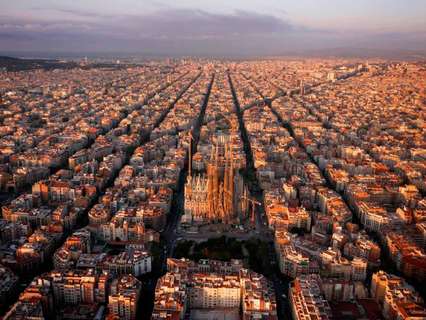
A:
1,0,426,57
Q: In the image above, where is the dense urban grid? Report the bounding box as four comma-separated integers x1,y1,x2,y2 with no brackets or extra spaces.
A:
0,58,425,320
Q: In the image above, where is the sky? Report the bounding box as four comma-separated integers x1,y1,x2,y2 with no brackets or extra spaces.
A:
0,0,425,57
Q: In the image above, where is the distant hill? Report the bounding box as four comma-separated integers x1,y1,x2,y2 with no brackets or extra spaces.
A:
0,56,79,71
0,55,136,71
297,47,426,61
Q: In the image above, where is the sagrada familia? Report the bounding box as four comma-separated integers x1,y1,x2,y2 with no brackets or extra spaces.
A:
182,135,249,226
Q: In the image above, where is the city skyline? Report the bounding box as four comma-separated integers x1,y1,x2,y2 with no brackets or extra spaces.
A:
1,56,425,320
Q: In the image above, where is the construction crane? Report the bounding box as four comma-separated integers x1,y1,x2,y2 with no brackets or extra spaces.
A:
241,194,261,225
188,129,194,178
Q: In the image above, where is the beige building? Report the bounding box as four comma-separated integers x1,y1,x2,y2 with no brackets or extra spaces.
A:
108,275,142,320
